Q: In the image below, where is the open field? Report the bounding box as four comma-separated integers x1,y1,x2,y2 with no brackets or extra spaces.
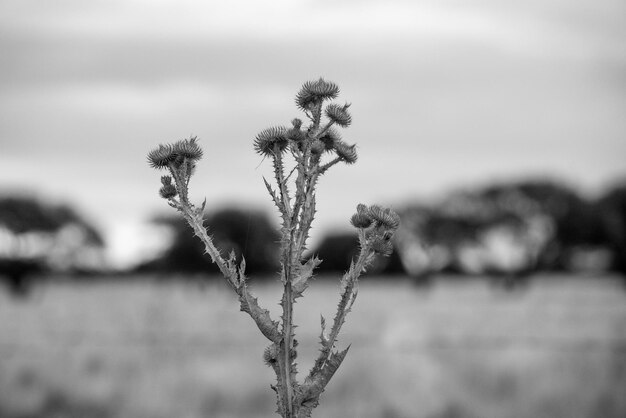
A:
1,275,625,418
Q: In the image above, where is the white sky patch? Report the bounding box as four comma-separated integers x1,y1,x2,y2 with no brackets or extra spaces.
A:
103,219,174,269
2,0,620,62
0,81,292,119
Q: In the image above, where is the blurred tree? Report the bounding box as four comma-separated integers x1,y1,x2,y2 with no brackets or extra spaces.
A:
143,207,280,277
0,196,104,296
310,233,358,273
498,181,610,270
598,182,626,276
308,232,403,275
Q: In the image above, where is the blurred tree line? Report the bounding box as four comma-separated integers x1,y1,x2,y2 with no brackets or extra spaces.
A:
137,179,626,282
1,178,625,293
0,196,105,295
136,208,404,278
395,180,626,284
137,208,281,276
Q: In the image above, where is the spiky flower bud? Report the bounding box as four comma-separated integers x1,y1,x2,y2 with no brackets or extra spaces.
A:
263,345,279,367
335,141,358,164
296,78,340,111
310,140,325,155
147,137,203,170
159,184,177,199
368,205,400,230
254,126,288,157
370,238,394,256
325,103,352,127
173,136,203,161
286,127,306,142
319,128,341,152
291,118,302,129
147,144,177,169
161,175,172,186
350,212,372,229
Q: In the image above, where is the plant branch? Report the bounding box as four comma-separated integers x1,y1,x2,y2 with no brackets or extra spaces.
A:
308,242,373,379
178,201,281,343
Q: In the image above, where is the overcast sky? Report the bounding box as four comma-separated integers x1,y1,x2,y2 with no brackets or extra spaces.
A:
1,0,624,265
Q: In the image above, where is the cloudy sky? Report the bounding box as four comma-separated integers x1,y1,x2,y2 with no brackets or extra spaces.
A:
1,0,624,266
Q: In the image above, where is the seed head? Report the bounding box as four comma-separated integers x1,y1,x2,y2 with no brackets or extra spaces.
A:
325,103,352,127
334,141,358,164
296,78,340,111
254,126,288,157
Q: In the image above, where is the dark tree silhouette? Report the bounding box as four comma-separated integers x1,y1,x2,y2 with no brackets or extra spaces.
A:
143,207,280,277
599,182,626,276
309,232,403,275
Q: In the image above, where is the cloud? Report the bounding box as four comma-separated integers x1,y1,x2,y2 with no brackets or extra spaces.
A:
1,0,624,264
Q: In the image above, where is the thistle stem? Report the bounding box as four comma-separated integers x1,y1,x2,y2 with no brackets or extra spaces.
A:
282,279,294,417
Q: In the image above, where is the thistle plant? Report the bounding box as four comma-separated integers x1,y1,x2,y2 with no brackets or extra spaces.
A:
147,78,399,417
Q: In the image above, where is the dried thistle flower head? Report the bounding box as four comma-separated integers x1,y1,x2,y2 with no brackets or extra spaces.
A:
254,126,288,156
334,141,358,164
147,144,177,169
368,205,400,230
295,78,340,111
370,238,394,256
147,137,203,169
173,136,203,161
159,183,177,199
286,126,306,143
350,204,399,256
310,140,326,155
325,103,352,127
319,128,341,152
350,211,372,229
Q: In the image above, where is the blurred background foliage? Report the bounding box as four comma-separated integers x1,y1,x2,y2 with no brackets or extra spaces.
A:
136,208,280,276
1,177,624,293
0,196,105,295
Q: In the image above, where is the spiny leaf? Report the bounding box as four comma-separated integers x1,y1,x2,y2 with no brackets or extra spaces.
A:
263,177,283,212
292,256,322,295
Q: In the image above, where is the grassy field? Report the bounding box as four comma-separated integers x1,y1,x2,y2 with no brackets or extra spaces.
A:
0,275,625,418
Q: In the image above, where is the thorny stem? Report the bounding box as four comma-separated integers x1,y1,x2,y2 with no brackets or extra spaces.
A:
174,197,281,343
311,241,373,376
147,79,398,417
281,224,296,417
282,280,294,417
